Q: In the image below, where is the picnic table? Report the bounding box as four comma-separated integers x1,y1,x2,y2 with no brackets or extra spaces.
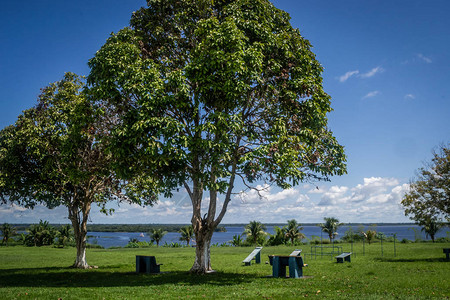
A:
268,255,307,278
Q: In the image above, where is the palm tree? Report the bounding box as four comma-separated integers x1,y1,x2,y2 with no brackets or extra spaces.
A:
150,228,167,247
230,234,243,247
319,217,341,243
244,220,267,245
1,223,16,246
267,226,286,246
421,218,442,243
284,219,305,245
55,224,74,247
179,225,194,246
362,230,377,244
26,220,56,247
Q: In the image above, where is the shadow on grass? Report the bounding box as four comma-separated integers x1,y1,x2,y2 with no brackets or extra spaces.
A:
0,267,257,288
374,257,448,263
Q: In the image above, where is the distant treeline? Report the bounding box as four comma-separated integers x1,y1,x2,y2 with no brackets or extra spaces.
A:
10,224,226,233
10,223,423,233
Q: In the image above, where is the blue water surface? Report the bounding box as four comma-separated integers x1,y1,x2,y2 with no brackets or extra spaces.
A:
87,225,450,248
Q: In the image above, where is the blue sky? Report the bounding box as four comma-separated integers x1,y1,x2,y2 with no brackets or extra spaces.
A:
1,0,449,224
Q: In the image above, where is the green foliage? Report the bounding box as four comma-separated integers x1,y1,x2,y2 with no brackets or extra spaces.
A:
230,234,243,247
23,220,56,247
363,230,377,245
342,226,364,242
1,223,16,246
87,0,346,272
319,217,341,242
284,219,305,245
420,218,443,242
401,143,450,224
179,225,194,246
267,226,287,246
243,220,267,246
149,228,168,247
54,224,75,248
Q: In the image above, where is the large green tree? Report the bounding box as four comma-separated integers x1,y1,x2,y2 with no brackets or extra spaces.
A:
0,73,156,268
88,0,346,273
401,143,449,225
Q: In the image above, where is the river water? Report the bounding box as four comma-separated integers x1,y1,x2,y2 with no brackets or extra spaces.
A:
87,225,449,248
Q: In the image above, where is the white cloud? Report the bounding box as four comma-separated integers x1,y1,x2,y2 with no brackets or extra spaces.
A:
362,90,380,99
417,53,432,63
360,66,384,78
338,70,359,82
404,94,415,100
338,66,384,83
0,178,412,224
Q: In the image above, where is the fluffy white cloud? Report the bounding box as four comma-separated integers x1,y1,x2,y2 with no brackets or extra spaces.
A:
0,177,412,224
404,94,415,100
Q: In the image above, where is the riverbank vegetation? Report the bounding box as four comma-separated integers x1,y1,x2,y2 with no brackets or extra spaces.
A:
0,242,449,299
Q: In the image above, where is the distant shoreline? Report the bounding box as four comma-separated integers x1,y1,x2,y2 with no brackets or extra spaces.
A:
8,222,440,233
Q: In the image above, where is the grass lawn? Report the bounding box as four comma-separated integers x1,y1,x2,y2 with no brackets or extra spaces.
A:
0,242,449,299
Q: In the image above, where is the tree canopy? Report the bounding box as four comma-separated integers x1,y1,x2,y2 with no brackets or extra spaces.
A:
87,0,346,273
401,143,449,224
0,73,157,268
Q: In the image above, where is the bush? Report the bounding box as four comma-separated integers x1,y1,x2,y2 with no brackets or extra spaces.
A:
401,238,410,244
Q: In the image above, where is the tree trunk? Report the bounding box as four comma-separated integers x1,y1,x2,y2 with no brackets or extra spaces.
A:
190,224,215,274
68,202,91,269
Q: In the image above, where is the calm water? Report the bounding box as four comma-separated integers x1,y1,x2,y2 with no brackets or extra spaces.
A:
87,225,450,248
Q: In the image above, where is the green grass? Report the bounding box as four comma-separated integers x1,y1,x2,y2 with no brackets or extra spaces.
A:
0,242,449,299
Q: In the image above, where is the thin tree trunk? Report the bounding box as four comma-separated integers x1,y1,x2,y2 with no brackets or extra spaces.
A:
68,202,91,269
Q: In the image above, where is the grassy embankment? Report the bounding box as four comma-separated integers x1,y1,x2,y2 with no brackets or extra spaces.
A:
0,242,449,299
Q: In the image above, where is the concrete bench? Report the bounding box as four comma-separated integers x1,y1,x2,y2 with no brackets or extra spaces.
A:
136,255,162,273
289,249,302,256
444,248,450,260
242,247,262,266
335,252,352,263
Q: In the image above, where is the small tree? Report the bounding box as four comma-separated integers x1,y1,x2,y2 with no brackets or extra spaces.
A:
55,224,75,248
24,220,56,247
179,225,194,246
1,223,16,246
401,143,449,227
0,73,157,268
150,228,167,247
244,221,267,246
420,217,443,242
319,217,341,243
267,226,287,246
362,230,377,245
230,234,243,247
284,219,305,245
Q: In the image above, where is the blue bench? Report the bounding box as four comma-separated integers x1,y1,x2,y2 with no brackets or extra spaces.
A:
444,248,450,260
269,255,307,278
243,247,262,266
335,252,352,263
136,255,162,273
